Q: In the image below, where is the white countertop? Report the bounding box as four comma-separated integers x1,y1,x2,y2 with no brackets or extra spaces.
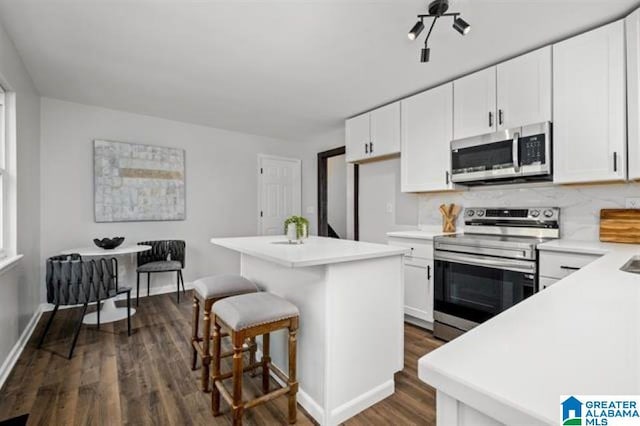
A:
418,239,640,425
537,238,618,255
386,225,458,240
210,235,409,268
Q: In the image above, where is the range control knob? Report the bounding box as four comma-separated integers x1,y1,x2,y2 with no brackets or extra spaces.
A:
466,210,475,217
543,209,554,218
530,209,540,218
477,210,485,217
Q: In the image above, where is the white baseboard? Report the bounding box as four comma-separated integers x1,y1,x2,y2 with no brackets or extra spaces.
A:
329,379,394,425
40,281,195,312
404,314,434,331
0,304,43,391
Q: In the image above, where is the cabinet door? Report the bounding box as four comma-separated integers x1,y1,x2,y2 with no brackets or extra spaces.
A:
401,83,453,192
627,8,640,180
496,46,552,129
404,257,434,324
345,113,370,163
370,101,401,159
453,67,497,139
539,277,558,291
553,20,626,184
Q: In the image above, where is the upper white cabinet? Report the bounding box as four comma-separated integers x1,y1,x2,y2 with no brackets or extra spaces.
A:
345,101,400,163
627,8,640,180
453,67,497,139
553,20,626,184
496,46,552,130
401,83,454,192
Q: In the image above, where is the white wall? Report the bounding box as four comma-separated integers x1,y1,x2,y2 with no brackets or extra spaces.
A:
327,153,347,238
40,98,316,295
358,158,419,244
0,19,41,380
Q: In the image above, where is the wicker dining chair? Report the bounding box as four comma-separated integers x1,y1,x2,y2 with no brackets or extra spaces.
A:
39,253,132,359
136,240,186,305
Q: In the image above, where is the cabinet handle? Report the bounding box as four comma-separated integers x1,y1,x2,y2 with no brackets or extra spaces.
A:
445,171,450,185
613,152,618,172
498,109,504,126
427,265,431,280
365,143,368,154
489,111,494,127
560,265,580,271
369,141,373,153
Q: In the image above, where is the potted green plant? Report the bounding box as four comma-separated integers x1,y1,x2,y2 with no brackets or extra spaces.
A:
284,215,309,244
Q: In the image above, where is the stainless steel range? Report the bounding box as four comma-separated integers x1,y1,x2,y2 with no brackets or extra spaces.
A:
433,207,560,341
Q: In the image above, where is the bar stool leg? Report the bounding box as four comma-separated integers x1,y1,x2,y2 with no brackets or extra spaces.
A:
201,300,213,392
288,321,299,424
249,337,257,377
211,316,222,416
232,333,245,426
191,296,199,371
262,333,270,394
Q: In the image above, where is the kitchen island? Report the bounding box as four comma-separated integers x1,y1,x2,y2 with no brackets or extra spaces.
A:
210,235,408,426
418,240,640,425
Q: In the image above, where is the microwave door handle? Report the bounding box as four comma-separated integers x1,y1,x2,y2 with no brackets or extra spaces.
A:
513,132,520,172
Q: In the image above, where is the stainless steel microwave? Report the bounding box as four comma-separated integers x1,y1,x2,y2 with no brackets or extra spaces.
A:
450,121,552,185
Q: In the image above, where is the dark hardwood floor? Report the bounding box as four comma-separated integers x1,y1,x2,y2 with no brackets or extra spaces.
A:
0,292,442,425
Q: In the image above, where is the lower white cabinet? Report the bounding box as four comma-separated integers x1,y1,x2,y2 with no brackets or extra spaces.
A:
539,277,558,291
404,256,434,325
388,236,434,329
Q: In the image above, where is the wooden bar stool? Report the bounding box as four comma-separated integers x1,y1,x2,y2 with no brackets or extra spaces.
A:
211,292,299,425
191,274,258,392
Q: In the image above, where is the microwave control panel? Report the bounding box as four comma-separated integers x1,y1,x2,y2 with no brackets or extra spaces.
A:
519,133,546,166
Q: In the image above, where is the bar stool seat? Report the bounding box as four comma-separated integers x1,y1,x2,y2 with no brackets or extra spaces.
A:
191,274,258,392
194,275,258,299
213,292,299,331
211,292,299,425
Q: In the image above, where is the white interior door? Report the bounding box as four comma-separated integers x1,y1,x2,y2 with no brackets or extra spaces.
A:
258,155,302,235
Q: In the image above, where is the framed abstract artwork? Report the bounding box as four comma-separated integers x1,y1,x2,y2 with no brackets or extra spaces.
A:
94,140,186,222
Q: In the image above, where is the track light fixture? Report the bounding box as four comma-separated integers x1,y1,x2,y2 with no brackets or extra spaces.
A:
407,0,471,63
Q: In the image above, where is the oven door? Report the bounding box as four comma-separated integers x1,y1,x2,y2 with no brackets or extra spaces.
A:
434,251,536,329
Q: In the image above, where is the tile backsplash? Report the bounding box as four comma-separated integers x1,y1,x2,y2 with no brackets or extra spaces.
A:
418,181,640,241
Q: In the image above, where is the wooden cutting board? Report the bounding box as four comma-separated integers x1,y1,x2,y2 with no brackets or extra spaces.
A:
600,209,640,243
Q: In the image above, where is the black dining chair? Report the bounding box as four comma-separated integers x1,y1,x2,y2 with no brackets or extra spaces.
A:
39,253,132,359
136,240,186,305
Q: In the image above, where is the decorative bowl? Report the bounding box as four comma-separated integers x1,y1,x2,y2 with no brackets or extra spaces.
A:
93,237,125,250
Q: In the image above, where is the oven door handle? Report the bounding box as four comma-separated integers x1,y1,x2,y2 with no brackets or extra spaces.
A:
434,251,536,274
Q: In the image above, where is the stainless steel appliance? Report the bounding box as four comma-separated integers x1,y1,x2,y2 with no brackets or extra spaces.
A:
450,121,552,185
433,207,560,341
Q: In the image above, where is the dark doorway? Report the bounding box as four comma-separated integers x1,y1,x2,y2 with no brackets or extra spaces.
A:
317,147,359,240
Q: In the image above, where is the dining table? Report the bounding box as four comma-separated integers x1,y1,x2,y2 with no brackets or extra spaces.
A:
61,244,151,324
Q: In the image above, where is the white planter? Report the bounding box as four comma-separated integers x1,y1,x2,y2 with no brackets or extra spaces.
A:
286,223,308,244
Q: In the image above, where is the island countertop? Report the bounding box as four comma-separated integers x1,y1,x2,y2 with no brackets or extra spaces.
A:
210,235,409,268
418,240,640,425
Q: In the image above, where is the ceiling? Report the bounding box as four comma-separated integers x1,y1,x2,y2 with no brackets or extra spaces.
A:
0,0,638,141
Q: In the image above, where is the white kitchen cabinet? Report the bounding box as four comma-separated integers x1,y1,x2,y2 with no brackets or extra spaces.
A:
539,250,600,280
345,112,370,163
553,20,627,184
345,102,400,163
453,67,497,140
401,83,453,192
404,256,434,325
627,8,640,180
539,277,558,291
388,236,434,329
496,46,552,130
370,102,401,158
